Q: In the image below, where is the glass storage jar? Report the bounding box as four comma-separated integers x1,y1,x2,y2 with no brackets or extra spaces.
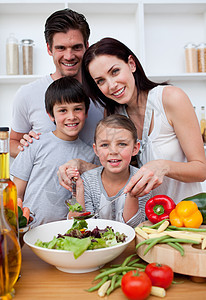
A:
184,43,198,73
197,43,206,72
6,33,19,75
21,39,34,75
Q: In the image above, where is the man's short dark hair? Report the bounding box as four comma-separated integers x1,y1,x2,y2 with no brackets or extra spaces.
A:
44,9,90,49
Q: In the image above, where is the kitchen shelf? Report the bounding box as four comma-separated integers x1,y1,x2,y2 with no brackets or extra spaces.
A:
149,73,206,82
1,73,206,85
0,0,206,126
0,75,43,84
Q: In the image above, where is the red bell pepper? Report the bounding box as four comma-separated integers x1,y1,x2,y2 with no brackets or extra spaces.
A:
145,195,176,224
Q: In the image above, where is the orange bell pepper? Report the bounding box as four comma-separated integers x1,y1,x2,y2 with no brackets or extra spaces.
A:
169,200,203,228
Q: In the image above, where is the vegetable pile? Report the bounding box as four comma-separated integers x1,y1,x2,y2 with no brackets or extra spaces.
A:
35,219,127,259
136,219,206,256
87,253,172,299
145,193,206,227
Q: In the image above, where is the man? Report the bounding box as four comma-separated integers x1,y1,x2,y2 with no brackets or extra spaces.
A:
10,9,103,158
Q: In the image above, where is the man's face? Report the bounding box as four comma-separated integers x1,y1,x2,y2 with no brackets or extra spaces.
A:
47,29,87,82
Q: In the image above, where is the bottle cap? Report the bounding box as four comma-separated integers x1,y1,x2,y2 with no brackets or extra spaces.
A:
0,127,9,132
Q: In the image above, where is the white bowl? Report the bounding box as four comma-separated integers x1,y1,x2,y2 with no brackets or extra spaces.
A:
23,219,135,273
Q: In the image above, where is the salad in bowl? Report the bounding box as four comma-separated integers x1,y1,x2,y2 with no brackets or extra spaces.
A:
23,218,135,273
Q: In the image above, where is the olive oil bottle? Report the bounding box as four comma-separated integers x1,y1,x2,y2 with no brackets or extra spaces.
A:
0,128,18,237
200,106,206,143
0,184,21,299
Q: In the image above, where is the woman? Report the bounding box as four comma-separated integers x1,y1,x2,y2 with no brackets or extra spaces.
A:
58,37,206,203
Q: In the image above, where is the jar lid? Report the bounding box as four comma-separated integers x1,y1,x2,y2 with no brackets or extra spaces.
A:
7,33,18,44
0,127,9,132
184,43,196,49
197,43,206,48
21,39,34,45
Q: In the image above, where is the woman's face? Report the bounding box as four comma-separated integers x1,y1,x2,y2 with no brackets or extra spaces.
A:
88,55,137,106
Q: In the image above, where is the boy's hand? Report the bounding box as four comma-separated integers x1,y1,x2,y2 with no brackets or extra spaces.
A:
18,131,41,151
57,159,81,190
66,167,80,192
57,159,98,190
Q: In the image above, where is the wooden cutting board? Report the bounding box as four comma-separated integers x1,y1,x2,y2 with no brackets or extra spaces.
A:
135,221,206,277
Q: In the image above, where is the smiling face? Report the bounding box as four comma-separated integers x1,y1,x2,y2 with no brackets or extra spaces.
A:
93,125,140,175
48,102,87,141
47,29,87,81
88,54,137,106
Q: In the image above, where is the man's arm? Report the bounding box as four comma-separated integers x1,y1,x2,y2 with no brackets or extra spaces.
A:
10,129,25,158
10,129,41,158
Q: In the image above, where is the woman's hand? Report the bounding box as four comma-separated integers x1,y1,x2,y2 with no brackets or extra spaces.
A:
18,131,41,151
124,160,169,197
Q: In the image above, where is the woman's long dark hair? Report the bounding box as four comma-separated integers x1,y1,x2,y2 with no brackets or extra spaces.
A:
82,37,168,115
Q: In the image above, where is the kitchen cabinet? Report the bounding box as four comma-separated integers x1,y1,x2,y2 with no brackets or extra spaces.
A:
0,0,205,188
1,0,206,122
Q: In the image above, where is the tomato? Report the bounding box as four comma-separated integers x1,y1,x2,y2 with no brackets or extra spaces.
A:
121,270,152,300
145,263,174,289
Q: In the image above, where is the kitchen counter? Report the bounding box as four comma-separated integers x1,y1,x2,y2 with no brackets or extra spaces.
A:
14,241,206,300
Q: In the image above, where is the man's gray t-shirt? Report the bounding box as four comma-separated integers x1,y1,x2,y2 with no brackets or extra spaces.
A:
11,132,97,227
11,75,103,147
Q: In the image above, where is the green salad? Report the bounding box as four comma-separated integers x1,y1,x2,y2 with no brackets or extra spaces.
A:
35,219,127,259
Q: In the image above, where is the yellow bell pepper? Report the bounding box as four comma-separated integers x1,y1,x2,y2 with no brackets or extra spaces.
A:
169,201,203,228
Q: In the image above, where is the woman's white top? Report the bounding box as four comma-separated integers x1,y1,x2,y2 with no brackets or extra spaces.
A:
116,85,202,203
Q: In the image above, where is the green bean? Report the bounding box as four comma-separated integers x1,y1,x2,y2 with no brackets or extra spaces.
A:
174,242,184,253
143,235,169,255
87,276,109,292
106,274,119,295
142,219,169,229
136,237,156,249
109,264,121,268
99,267,111,272
121,254,137,267
107,275,123,295
167,242,184,256
131,263,146,270
159,238,200,244
127,258,140,266
136,235,169,250
168,225,206,232
114,277,122,288
94,266,138,281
